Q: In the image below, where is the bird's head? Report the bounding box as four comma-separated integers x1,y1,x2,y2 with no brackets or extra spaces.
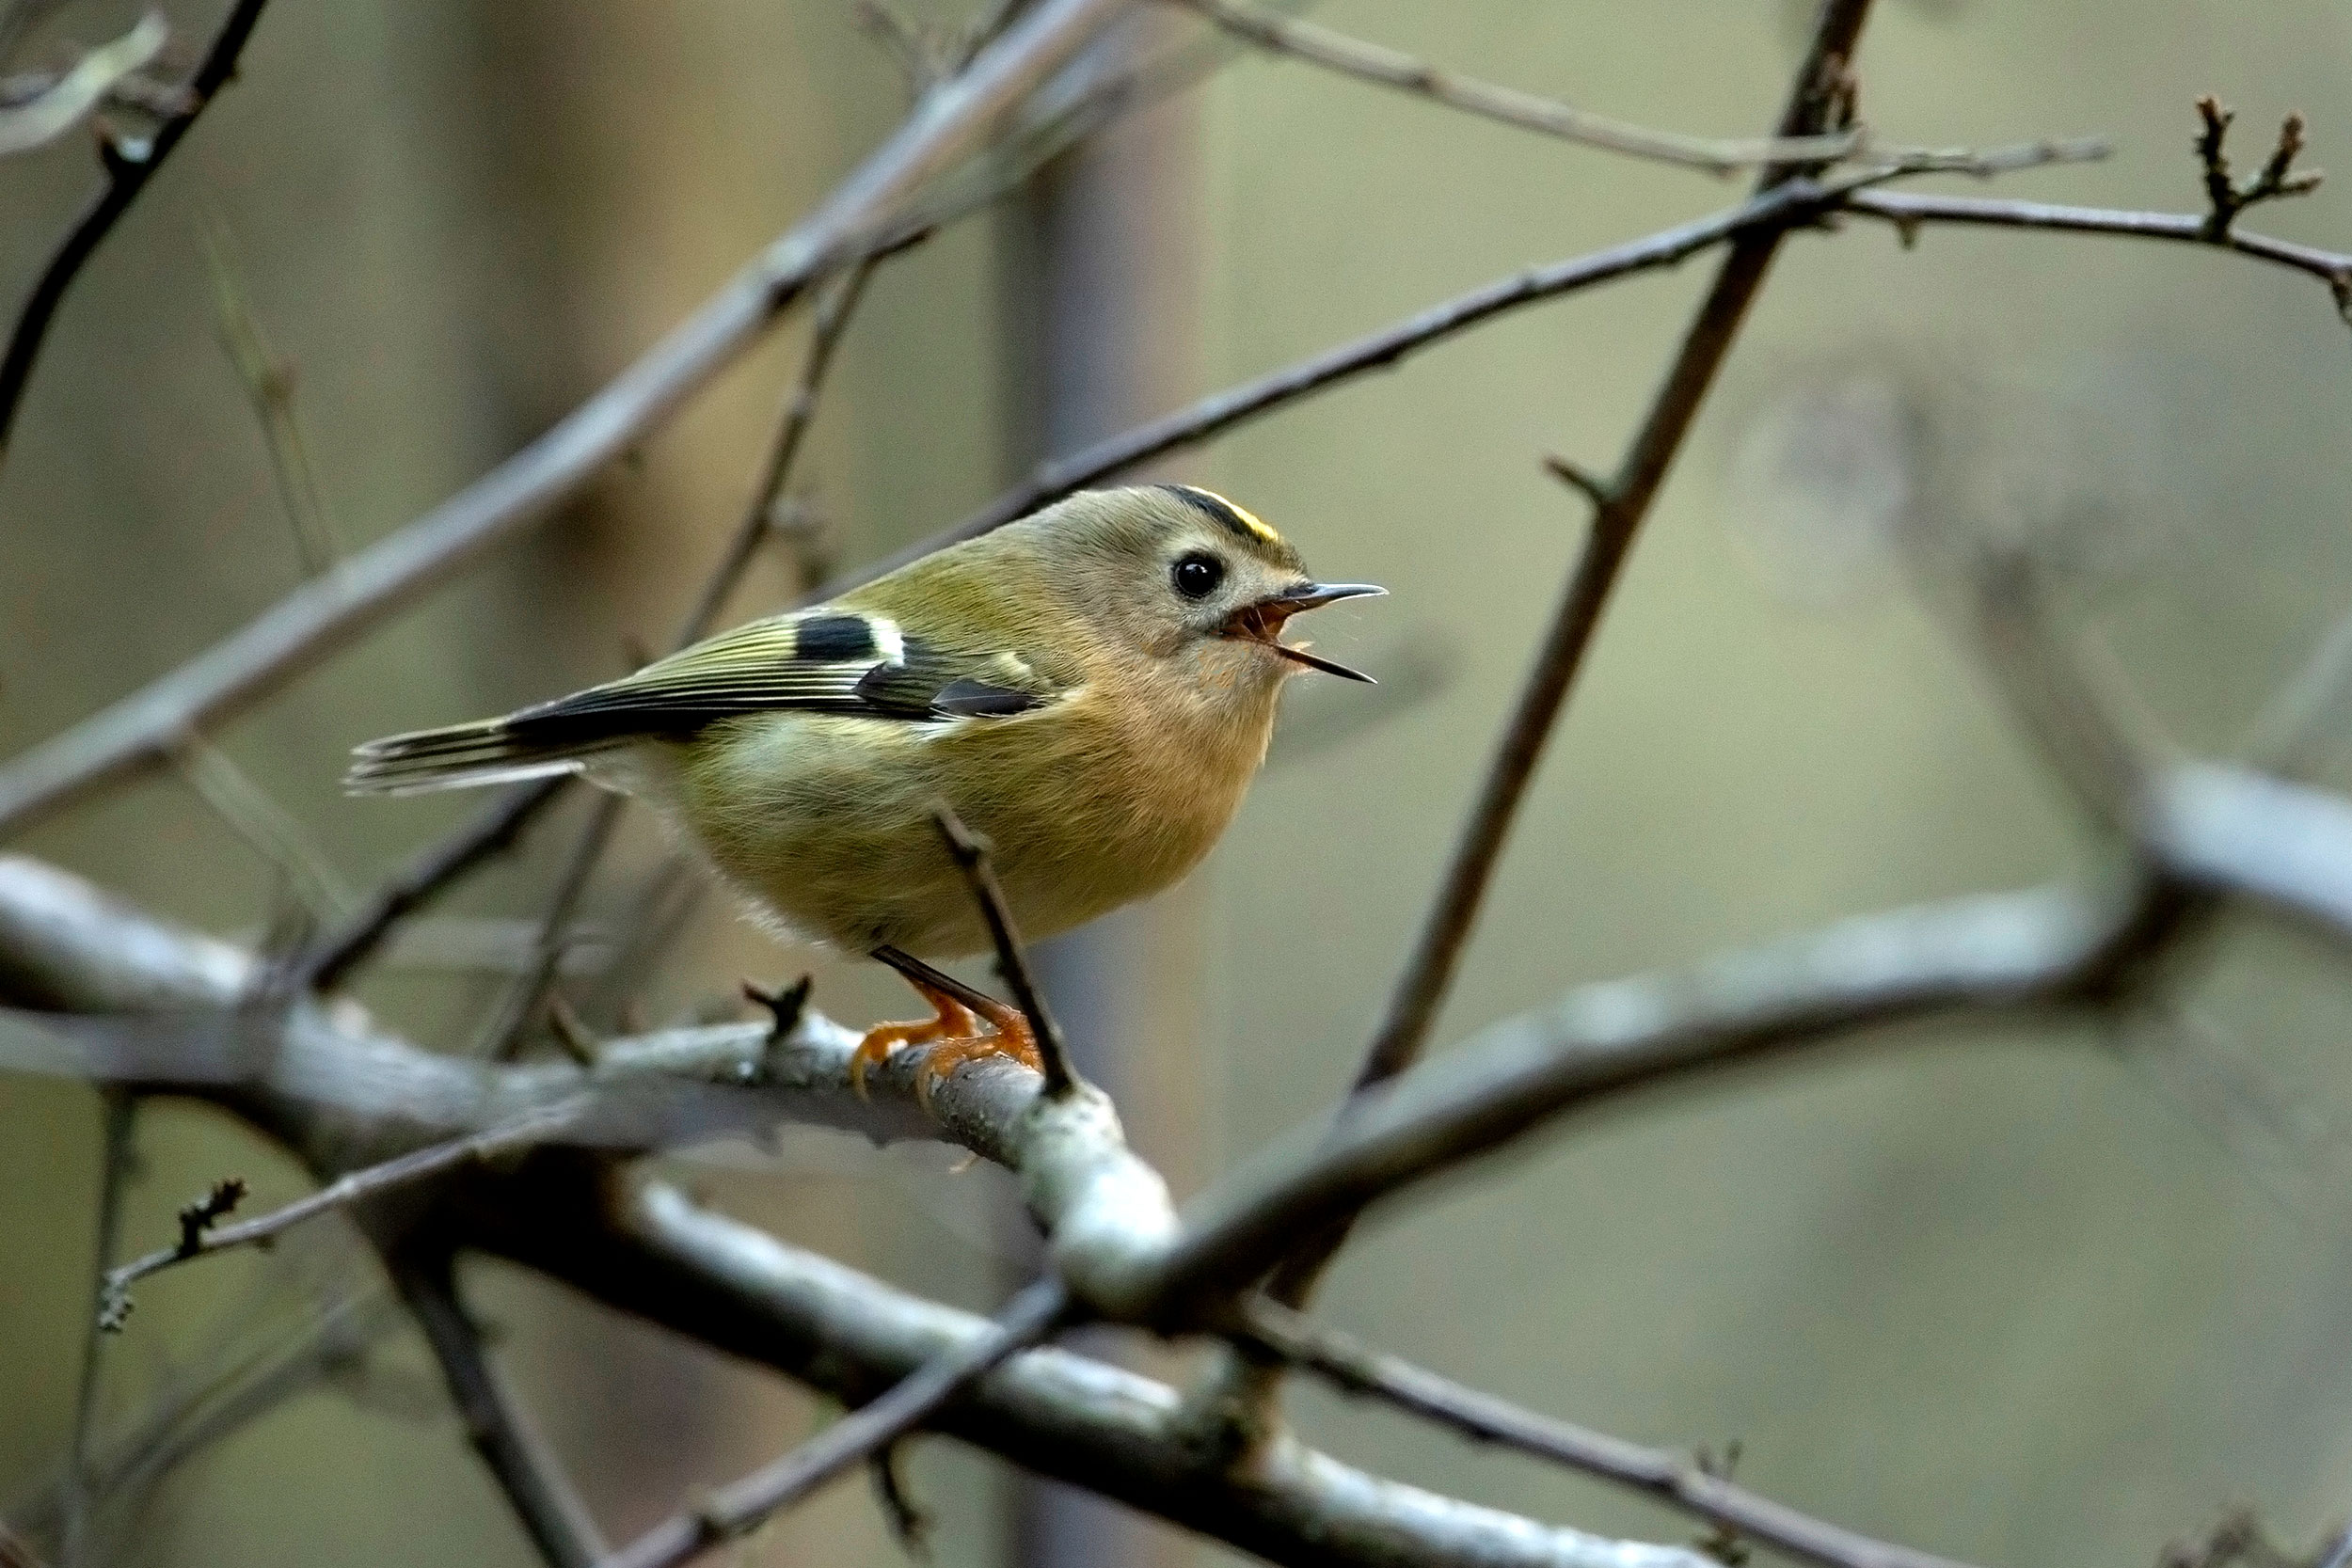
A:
1020,485,1383,708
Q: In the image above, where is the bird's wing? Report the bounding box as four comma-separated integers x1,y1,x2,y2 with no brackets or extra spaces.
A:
345,610,1064,795
510,610,1065,742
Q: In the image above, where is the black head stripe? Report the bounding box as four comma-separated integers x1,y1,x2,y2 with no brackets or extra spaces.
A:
793,614,877,662
1159,484,1277,547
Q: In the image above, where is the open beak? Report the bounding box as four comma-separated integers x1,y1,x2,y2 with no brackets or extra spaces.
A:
1220,581,1386,683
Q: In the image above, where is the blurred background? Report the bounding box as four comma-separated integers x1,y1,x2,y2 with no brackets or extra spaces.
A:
5,1,2352,1565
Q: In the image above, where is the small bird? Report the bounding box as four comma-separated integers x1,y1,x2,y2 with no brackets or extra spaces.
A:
349,484,1381,1091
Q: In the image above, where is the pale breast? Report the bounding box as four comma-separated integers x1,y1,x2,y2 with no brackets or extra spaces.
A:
664,686,1276,959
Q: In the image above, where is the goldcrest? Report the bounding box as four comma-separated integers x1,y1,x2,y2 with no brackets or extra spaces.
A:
349,484,1381,1081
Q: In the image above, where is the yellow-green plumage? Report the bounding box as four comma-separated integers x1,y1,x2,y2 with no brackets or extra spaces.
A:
349,485,1378,959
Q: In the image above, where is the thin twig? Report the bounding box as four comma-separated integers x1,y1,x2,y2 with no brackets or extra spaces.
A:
1234,1298,1981,1568
0,137,2116,840
930,806,1079,1097
1260,0,1881,1318
287,776,568,992
165,727,352,920
200,216,342,575
478,793,624,1060
483,249,887,1058
61,1094,135,1568
596,1278,1068,1568
1168,0,1864,174
2195,94,2323,240
1844,189,2352,324
100,1104,580,1328
819,172,1856,600
676,258,882,644
867,1443,931,1560
0,0,272,463
0,0,1136,836
393,1252,609,1568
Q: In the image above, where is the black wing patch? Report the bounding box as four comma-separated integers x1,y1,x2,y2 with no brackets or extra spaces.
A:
497,611,1057,749
791,614,876,661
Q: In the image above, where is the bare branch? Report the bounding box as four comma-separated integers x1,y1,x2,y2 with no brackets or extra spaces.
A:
1258,0,1881,1323
165,728,352,921
1167,0,1862,174
824,173,1855,597
101,1105,583,1327
930,806,1079,1097
0,0,272,462
1235,1297,1980,1568
0,0,1137,836
597,1279,1067,1568
1121,877,2159,1319
60,1094,135,1568
1171,0,2105,182
0,857,1707,1568
540,1179,1720,1568
0,11,166,157
200,217,342,575
2195,94,2323,240
286,777,568,992
392,1254,609,1568
1541,452,1613,512
474,250,895,1059
2143,764,2352,954
478,793,625,1060
1844,190,2352,323
677,259,883,645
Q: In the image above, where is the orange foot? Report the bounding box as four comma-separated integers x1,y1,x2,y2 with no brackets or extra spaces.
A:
853,947,1044,1106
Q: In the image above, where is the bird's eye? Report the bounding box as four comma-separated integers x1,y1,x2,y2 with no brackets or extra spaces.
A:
1171,552,1226,600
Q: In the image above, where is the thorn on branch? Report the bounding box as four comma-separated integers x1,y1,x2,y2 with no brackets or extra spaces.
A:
2196,94,2324,241
742,974,813,1048
1540,451,1614,513
546,996,602,1067
868,1441,932,1560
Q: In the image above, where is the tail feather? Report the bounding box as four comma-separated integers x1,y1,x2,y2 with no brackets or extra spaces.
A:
344,718,615,796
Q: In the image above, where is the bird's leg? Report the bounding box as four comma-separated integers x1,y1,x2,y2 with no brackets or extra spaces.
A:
866,947,1045,1107
850,971,977,1101
903,993,1041,1105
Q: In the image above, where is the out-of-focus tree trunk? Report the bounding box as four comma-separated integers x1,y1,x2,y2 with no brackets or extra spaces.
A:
994,14,1210,1568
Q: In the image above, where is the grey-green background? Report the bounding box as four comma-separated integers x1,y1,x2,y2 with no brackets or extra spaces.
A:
5,1,2351,1565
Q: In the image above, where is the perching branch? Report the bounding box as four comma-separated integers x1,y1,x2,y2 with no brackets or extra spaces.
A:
0,0,272,463
0,0,1138,836
0,856,1708,1568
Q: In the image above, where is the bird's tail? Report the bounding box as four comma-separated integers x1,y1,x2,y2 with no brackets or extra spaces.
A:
343,717,623,796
